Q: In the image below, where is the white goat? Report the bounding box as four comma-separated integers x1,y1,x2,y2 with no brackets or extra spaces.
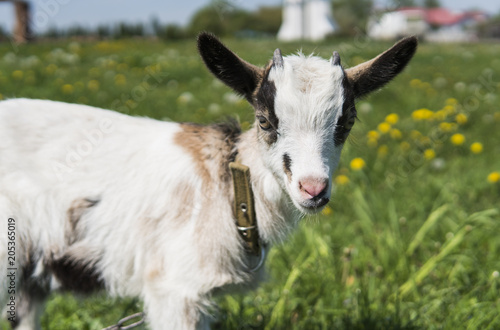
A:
0,33,417,329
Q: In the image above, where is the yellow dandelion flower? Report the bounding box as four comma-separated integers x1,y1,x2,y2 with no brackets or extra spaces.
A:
494,112,500,122
487,172,500,183
456,113,468,125
409,79,421,88
385,113,399,125
412,108,434,121
378,122,391,134
446,98,458,106
114,74,127,86
400,141,411,152
378,145,389,157
433,110,448,121
321,205,333,216
61,84,74,94
470,142,483,154
421,82,432,89
450,133,465,146
389,128,402,140
0,93,3,100
45,64,57,75
439,122,457,132
125,99,137,109
410,130,422,140
367,138,378,148
350,158,366,171
424,149,436,160
12,70,24,80
107,60,117,69
442,105,456,115
420,136,431,145
87,79,100,92
346,275,355,287
367,130,380,140
335,175,350,186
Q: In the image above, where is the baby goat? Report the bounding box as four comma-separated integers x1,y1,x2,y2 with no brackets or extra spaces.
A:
0,33,417,329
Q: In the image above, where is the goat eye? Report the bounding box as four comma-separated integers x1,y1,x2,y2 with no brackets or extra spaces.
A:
258,116,271,130
344,117,355,130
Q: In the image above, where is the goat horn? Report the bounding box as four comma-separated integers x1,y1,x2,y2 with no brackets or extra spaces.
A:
332,51,341,66
273,48,284,68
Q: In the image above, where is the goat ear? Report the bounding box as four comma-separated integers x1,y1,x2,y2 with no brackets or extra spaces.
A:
346,36,418,99
197,32,263,103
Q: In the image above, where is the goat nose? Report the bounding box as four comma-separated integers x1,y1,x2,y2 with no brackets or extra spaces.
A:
299,177,328,199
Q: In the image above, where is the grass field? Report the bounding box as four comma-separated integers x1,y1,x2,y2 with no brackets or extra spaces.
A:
1,36,500,329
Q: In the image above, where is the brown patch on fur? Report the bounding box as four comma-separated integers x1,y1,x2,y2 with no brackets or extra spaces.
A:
174,121,240,184
145,260,163,281
253,63,279,146
146,268,160,281
66,198,99,245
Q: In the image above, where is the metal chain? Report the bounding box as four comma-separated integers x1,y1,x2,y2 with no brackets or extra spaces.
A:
102,312,145,330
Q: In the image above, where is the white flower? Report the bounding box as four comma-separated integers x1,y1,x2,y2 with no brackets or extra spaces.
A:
223,92,241,104
208,103,221,114
454,82,466,93
358,102,372,114
177,92,194,104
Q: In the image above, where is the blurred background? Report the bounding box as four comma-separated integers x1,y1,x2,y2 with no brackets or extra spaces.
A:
2,1,500,330
1,0,500,43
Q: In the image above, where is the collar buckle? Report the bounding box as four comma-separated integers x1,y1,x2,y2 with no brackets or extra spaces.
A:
229,162,263,266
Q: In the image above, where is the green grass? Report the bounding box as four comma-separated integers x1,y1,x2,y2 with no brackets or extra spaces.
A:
1,36,500,329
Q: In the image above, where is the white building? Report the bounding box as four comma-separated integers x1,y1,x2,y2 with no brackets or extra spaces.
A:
277,0,336,41
367,7,488,42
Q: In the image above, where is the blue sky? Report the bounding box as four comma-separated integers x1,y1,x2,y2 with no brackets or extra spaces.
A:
0,0,499,33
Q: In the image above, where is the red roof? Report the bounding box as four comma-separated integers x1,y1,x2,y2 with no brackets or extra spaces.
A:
397,7,485,26
426,8,466,25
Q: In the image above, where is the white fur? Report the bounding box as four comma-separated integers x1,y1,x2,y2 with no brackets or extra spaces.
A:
0,55,349,329
264,53,346,212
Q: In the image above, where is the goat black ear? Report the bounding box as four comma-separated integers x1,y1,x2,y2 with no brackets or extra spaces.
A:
197,32,263,103
346,36,418,99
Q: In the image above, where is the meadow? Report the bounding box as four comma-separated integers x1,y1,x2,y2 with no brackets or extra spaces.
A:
1,36,499,329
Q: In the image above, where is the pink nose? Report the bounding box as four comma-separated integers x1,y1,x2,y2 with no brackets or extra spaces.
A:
299,177,328,199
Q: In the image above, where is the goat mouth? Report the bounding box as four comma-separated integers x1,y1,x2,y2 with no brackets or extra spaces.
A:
300,197,330,213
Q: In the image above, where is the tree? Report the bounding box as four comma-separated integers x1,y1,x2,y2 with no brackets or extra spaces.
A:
252,6,282,35
187,2,280,38
187,2,254,37
422,0,441,8
332,0,374,36
388,0,416,8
